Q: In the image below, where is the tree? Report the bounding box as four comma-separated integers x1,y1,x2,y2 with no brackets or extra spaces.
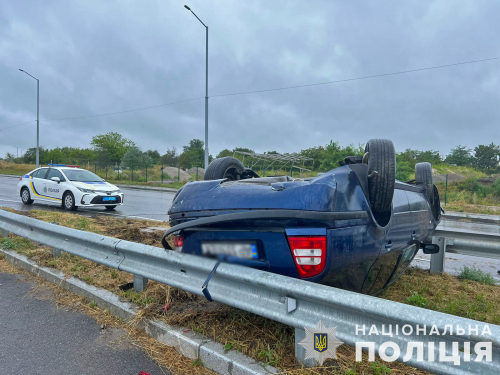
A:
22,147,46,164
121,145,153,169
145,149,161,164
445,145,472,166
179,139,204,168
160,147,179,166
5,153,16,163
319,141,364,171
472,143,499,174
90,132,134,164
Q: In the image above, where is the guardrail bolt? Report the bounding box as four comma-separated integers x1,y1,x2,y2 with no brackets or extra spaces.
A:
430,237,446,274
133,274,148,292
51,248,62,257
294,327,317,367
0,229,9,238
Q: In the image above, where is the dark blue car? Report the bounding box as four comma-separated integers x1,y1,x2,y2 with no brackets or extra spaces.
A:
162,139,441,295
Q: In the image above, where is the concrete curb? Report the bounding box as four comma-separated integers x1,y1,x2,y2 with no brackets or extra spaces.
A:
1,249,278,375
0,174,22,178
115,184,180,193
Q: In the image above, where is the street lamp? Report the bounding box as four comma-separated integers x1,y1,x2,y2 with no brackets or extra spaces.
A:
184,5,209,170
19,69,40,168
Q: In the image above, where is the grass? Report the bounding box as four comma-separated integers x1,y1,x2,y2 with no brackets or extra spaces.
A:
382,267,500,325
458,267,496,285
0,161,35,175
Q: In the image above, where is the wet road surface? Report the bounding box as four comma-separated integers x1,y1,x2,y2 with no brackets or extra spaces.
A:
0,175,174,222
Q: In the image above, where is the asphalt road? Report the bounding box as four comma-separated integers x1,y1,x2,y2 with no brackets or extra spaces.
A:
0,175,174,222
0,272,168,375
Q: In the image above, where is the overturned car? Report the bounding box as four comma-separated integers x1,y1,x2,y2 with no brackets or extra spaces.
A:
162,139,441,295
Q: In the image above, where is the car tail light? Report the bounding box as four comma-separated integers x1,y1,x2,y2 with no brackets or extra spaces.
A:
174,235,183,252
287,236,327,278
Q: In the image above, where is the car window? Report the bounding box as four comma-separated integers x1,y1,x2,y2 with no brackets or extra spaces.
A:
62,169,103,182
32,168,48,179
46,169,65,181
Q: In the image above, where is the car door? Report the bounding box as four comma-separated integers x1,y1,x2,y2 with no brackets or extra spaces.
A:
44,168,64,200
30,168,49,200
362,189,413,294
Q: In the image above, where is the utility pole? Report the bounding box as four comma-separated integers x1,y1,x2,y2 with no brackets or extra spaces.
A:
184,5,209,170
19,69,40,168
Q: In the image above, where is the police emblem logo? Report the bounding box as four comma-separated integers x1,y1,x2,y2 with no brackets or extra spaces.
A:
298,320,343,365
43,186,47,193
314,333,328,353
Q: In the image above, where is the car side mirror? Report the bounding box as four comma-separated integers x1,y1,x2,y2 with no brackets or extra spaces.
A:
51,177,61,183
421,243,440,254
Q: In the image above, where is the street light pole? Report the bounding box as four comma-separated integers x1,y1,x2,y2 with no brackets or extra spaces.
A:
184,5,209,170
19,69,40,168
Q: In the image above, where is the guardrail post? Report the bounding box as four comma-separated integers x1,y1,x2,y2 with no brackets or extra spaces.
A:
294,327,317,367
430,237,446,274
133,274,148,292
51,247,62,257
0,228,9,238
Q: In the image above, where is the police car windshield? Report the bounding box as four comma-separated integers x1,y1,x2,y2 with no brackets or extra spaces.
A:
63,169,103,182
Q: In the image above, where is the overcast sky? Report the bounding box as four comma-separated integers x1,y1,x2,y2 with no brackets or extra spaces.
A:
1,0,499,160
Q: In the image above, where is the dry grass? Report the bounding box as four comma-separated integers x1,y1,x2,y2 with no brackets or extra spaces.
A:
0,160,36,175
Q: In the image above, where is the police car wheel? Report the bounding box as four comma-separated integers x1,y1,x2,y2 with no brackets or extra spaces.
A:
21,187,34,205
63,192,77,211
105,205,116,210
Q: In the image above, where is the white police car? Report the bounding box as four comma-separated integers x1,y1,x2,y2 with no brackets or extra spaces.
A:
17,164,124,211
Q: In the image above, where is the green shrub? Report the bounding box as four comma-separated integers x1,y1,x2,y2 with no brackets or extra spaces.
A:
458,267,496,285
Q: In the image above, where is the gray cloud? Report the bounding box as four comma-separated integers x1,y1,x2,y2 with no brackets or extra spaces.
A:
1,0,499,161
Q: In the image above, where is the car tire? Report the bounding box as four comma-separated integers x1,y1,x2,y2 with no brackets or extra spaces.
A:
21,187,34,205
63,192,77,211
415,162,434,206
105,205,117,210
204,157,245,181
365,139,396,213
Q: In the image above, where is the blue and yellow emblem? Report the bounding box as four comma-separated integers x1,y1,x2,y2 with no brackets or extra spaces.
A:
314,333,328,353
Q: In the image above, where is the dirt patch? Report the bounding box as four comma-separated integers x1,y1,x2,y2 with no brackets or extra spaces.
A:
187,167,205,179
162,167,191,182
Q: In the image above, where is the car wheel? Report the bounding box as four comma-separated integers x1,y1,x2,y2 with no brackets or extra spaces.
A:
105,205,117,210
365,139,396,213
21,187,34,205
63,192,77,211
415,162,434,206
204,157,245,181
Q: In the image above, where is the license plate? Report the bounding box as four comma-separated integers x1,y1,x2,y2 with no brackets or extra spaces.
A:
201,242,258,259
103,197,116,201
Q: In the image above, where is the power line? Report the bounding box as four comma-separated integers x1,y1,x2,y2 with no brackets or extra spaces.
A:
0,120,36,132
3,56,499,130
45,97,204,122
210,56,500,98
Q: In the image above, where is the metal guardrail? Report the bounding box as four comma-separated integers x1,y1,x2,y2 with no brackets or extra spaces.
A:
429,222,500,272
1,209,499,374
